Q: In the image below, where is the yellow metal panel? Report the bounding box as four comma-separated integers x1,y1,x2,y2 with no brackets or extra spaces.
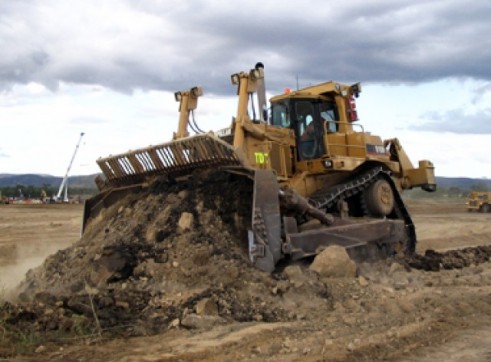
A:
346,133,366,158
270,142,282,175
326,134,347,156
247,141,290,178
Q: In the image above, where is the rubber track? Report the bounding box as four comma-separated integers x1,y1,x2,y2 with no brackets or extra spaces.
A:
309,167,417,253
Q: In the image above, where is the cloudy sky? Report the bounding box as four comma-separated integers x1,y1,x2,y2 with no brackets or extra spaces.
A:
1,0,490,179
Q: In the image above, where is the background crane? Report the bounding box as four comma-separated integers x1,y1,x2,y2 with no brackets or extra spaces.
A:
55,132,85,203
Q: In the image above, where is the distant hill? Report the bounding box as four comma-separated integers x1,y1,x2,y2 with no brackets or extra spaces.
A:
0,173,489,192
436,176,491,190
0,173,100,189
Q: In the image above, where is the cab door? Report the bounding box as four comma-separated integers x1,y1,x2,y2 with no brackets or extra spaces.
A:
292,100,325,160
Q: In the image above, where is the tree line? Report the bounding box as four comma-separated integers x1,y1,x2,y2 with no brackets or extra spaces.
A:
0,184,97,199
406,181,489,199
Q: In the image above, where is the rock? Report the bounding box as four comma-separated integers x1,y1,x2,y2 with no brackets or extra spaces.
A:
393,278,409,290
282,338,293,349
358,275,369,287
389,262,406,275
43,308,54,316
115,301,130,309
283,265,307,288
133,259,160,278
84,285,99,295
168,318,180,329
180,267,191,277
382,286,395,294
196,298,218,316
166,193,180,205
309,245,357,278
97,248,136,283
180,314,224,329
35,345,46,353
178,212,194,231
195,200,204,214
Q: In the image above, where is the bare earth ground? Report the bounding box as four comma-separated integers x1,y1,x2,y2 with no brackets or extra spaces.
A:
0,204,83,291
1,199,490,362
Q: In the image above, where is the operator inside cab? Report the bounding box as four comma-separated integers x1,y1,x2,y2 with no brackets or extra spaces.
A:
270,98,338,160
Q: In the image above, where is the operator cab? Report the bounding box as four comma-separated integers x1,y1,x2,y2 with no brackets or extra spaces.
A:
271,98,338,160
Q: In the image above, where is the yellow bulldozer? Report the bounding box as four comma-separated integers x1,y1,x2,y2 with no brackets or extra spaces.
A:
83,63,436,272
466,191,491,212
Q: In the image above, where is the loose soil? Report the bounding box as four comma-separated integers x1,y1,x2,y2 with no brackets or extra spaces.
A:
0,180,490,362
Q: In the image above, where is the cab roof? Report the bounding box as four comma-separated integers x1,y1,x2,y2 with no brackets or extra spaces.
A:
270,81,355,103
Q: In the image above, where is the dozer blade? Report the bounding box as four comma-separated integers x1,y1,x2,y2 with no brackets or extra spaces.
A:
283,217,408,262
97,133,242,188
248,170,283,272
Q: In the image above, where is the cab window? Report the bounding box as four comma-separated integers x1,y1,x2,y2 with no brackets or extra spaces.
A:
295,101,315,136
271,102,290,128
319,101,338,133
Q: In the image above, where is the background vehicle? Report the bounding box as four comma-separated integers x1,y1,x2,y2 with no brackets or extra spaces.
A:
82,64,436,272
466,191,491,212
0,191,9,204
53,132,85,203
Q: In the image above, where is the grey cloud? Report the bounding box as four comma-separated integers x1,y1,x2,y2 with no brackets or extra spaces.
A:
413,108,491,134
1,0,491,95
471,83,491,105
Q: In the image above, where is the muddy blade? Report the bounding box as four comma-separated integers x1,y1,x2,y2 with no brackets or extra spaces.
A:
285,219,408,262
249,170,282,272
97,134,241,187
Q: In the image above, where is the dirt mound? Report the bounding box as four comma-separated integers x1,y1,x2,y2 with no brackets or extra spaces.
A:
3,171,491,361
1,172,329,338
404,246,491,271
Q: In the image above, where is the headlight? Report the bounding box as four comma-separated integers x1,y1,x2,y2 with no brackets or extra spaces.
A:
323,160,333,168
191,86,203,97
250,68,264,80
231,73,240,85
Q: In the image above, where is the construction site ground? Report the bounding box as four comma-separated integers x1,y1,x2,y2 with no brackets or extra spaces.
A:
1,196,491,362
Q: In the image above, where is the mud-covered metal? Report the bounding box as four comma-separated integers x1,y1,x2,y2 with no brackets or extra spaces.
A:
284,218,407,261
309,167,416,253
248,169,282,272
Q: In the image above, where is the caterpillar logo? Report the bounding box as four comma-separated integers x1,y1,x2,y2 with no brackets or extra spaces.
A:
254,152,269,164
366,144,387,155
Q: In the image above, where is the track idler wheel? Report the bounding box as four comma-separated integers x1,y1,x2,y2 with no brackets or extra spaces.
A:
365,179,394,217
